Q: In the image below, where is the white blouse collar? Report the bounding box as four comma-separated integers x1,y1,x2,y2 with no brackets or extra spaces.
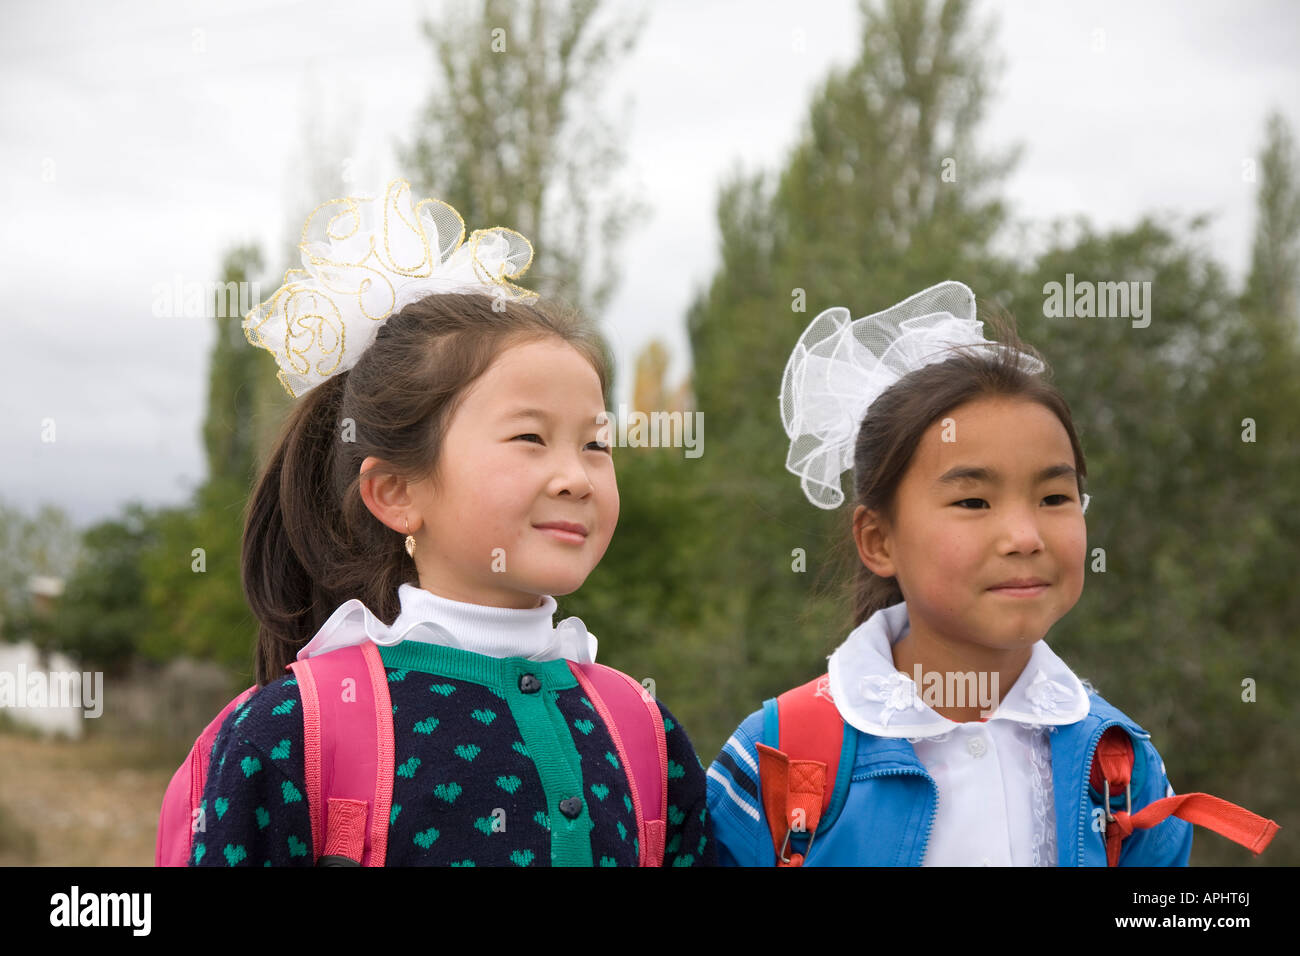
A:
826,601,1090,738
295,583,597,664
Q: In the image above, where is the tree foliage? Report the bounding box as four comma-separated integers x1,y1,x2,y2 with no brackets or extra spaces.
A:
397,0,644,318
577,1,1298,864
26,0,1295,864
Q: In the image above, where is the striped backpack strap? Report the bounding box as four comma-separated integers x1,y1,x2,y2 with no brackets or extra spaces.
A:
288,641,395,866
570,662,668,866
1089,725,1279,865
756,674,846,867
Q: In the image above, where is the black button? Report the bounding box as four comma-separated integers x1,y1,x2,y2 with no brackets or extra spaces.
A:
558,796,583,819
518,673,542,694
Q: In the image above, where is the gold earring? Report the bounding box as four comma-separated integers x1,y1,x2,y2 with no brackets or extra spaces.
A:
405,517,416,559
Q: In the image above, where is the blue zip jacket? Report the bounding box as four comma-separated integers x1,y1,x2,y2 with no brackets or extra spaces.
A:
708,689,1193,866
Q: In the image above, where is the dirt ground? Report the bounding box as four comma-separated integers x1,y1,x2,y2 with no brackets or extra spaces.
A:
0,729,178,866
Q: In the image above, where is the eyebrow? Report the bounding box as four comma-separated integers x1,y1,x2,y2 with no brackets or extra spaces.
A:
934,463,1078,487
501,408,552,423
501,407,607,429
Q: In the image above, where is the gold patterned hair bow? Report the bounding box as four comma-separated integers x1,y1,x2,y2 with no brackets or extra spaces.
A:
243,178,536,398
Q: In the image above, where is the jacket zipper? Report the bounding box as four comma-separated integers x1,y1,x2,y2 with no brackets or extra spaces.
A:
854,767,937,865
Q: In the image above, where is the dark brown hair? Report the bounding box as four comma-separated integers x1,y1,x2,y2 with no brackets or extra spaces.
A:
844,309,1088,627
242,292,609,685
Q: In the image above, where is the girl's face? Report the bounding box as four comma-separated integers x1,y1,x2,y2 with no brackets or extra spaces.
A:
855,396,1087,653
381,336,618,609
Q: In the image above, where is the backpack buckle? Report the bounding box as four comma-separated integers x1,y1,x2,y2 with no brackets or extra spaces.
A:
778,828,794,864
777,822,818,864
1100,778,1132,838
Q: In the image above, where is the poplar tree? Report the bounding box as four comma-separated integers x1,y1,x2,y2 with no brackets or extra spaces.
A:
397,0,643,319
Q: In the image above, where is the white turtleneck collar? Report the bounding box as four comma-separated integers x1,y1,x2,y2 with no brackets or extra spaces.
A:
295,583,598,664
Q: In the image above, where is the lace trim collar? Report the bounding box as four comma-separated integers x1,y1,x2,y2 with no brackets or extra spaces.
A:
826,601,1090,738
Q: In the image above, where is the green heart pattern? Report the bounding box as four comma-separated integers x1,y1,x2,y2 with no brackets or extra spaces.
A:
433,782,462,804
191,667,702,867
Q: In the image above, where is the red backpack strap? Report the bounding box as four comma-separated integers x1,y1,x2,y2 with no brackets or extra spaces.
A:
1089,725,1280,865
288,642,394,866
757,674,845,867
569,662,668,866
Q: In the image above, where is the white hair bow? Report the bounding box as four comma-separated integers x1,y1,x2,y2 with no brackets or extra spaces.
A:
780,281,1090,513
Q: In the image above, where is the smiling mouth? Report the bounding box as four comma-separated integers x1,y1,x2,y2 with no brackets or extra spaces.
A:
534,523,588,544
988,583,1049,597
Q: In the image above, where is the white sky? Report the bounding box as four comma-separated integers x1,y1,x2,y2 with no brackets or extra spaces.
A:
1,0,1297,530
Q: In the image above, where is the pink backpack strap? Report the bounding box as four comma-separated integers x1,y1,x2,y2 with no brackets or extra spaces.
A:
569,662,668,866
155,684,258,866
288,641,394,866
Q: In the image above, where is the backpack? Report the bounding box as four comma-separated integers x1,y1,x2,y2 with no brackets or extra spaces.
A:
156,641,668,866
755,674,1279,866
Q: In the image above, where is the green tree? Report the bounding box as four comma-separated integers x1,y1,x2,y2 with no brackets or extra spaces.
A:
38,503,158,674
997,113,1300,860
203,243,265,490
1190,112,1300,863
397,0,644,318
1243,111,1300,328
1006,205,1299,864
134,246,269,682
0,499,80,645
669,0,1019,748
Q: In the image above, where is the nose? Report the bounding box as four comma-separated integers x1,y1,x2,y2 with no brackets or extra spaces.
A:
550,448,595,498
999,503,1045,555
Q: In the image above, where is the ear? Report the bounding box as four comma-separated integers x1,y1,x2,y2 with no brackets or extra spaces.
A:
359,456,417,534
852,504,896,578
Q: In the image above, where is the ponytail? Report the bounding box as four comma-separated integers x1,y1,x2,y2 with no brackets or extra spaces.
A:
242,373,403,683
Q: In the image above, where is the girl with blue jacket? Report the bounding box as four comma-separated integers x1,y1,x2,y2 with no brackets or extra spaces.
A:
708,282,1248,866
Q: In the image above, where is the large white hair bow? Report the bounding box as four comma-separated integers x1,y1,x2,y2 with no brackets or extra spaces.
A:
780,281,1075,511
243,178,536,398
